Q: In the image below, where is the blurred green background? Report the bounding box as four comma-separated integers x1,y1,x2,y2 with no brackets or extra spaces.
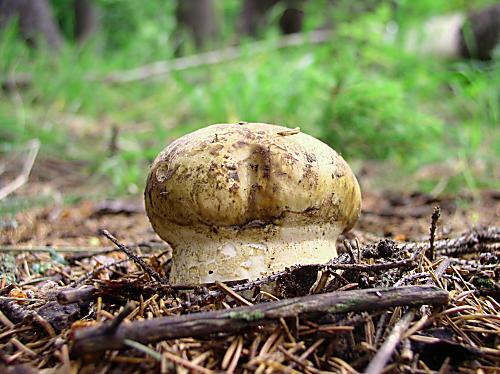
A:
0,0,498,201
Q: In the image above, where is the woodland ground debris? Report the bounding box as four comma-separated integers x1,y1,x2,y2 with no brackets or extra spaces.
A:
0,202,498,372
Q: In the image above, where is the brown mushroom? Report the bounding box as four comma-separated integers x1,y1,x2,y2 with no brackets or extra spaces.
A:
145,123,361,284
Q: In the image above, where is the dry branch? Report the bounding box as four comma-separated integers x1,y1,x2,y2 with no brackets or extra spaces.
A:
101,229,164,283
327,258,415,272
0,246,114,253
0,139,40,200
57,286,97,304
98,30,332,84
72,286,448,354
404,226,499,256
364,311,416,374
427,206,440,260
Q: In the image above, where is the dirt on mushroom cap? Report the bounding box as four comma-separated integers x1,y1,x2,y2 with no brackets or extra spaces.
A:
145,122,361,231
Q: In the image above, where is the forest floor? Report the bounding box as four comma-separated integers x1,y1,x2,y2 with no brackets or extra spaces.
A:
0,160,498,373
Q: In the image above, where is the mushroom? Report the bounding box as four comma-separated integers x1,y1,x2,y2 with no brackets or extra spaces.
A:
145,123,361,284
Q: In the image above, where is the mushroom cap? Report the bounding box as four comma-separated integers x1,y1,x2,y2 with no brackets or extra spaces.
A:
145,123,361,284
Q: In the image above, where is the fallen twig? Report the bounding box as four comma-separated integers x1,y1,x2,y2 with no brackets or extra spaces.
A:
101,230,164,283
427,206,440,260
57,286,97,304
364,311,415,374
327,258,415,272
68,258,131,287
106,302,136,334
72,286,448,354
0,139,40,200
400,226,499,256
98,30,332,84
0,246,114,254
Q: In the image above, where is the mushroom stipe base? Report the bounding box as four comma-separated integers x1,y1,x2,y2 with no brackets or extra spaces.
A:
164,222,342,284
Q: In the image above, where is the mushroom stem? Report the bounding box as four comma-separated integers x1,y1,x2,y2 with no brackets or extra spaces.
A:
166,223,342,284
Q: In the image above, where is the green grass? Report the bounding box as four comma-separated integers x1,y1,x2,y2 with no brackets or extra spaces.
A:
0,0,498,197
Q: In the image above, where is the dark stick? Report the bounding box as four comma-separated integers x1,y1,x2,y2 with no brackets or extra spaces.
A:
411,226,498,256
105,302,136,334
427,206,441,261
327,258,415,272
57,286,97,304
69,258,131,287
72,286,448,354
343,240,356,263
101,229,164,283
